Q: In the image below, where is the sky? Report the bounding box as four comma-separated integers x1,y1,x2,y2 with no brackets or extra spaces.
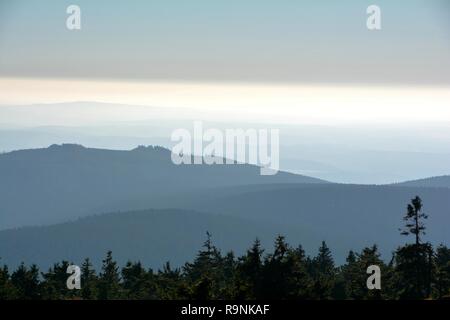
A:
0,0,449,84
0,0,449,184
1,78,450,126
0,0,449,126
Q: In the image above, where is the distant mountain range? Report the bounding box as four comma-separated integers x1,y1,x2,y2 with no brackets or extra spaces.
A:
0,145,449,269
0,144,324,230
393,175,450,188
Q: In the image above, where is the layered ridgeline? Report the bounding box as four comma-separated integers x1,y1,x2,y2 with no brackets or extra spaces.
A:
0,145,449,269
0,209,311,269
1,186,449,269
393,175,450,188
0,144,324,229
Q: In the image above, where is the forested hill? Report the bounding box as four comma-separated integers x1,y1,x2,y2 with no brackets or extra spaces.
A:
0,144,325,229
1,145,449,270
394,175,450,188
0,209,309,269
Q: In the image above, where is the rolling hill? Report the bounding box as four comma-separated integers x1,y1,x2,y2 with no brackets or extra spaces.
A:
0,144,325,229
0,209,314,270
394,175,450,188
181,183,450,259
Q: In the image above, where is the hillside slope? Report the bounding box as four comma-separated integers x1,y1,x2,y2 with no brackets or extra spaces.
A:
180,183,450,259
0,144,325,229
0,209,314,270
394,175,450,188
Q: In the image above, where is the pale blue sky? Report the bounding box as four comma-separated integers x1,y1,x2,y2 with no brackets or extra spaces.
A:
0,0,449,84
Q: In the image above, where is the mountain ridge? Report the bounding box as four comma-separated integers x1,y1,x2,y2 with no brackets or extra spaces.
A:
0,144,326,230
393,175,450,188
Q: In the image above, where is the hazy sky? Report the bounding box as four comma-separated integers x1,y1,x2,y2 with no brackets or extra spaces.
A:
1,78,449,127
0,0,449,84
0,1,449,128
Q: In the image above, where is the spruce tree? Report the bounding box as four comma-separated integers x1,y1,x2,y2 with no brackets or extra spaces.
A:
309,241,335,299
41,261,75,300
98,251,121,299
285,245,312,299
235,238,264,299
10,263,40,300
395,196,433,299
357,245,385,299
81,258,98,300
183,232,223,299
434,245,450,299
261,235,291,299
0,264,16,299
156,262,183,299
122,261,155,299
399,196,428,245
341,250,360,299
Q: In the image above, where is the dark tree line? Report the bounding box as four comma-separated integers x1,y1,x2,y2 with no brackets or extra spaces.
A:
1,196,450,300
